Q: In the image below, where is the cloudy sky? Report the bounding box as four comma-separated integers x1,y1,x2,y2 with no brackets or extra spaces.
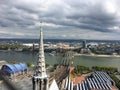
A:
0,0,120,39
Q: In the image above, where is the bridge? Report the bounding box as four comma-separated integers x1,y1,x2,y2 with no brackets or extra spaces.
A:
49,66,69,86
49,51,74,88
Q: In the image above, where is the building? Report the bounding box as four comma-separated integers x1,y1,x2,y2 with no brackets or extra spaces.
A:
1,63,27,79
80,48,91,54
80,40,91,54
82,40,87,48
74,71,118,90
60,71,118,90
32,22,59,90
31,22,117,90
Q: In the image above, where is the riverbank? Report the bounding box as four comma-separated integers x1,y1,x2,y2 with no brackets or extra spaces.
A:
74,53,120,57
0,51,120,70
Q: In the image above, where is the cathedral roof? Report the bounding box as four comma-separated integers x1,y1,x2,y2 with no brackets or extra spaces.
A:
49,79,59,90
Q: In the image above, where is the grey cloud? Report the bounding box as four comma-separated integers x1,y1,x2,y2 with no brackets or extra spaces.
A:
0,0,120,39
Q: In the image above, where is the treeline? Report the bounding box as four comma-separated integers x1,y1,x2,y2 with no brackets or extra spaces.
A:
109,74,120,89
0,44,35,52
73,65,118,74
92,66,118,73
74,65,90,74
0,44,25,50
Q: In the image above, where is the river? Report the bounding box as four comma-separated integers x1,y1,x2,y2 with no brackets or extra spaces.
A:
0,51,120,71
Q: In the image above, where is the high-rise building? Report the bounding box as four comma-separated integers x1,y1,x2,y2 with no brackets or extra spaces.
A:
32,22,49,90
82,40,87,48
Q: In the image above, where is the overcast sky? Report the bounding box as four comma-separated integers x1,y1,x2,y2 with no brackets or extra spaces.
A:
0,0,120,39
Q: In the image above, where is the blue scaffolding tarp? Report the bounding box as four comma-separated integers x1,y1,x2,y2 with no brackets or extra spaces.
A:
1,63,27,74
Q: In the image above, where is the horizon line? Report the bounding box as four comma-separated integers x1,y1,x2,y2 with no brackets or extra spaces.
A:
0,38,120,41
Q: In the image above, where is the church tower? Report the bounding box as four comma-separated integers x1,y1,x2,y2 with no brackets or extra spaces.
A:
32,22,49,90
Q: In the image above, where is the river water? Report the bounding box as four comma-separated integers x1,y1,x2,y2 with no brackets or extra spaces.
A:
0,51,120,71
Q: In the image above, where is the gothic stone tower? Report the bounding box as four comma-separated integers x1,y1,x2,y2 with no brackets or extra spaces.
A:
32,22,49,90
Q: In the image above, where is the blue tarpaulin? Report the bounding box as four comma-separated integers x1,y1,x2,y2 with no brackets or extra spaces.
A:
1,63,27,74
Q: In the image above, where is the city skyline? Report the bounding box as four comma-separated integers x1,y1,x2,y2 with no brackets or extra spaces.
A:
0,0,120,40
